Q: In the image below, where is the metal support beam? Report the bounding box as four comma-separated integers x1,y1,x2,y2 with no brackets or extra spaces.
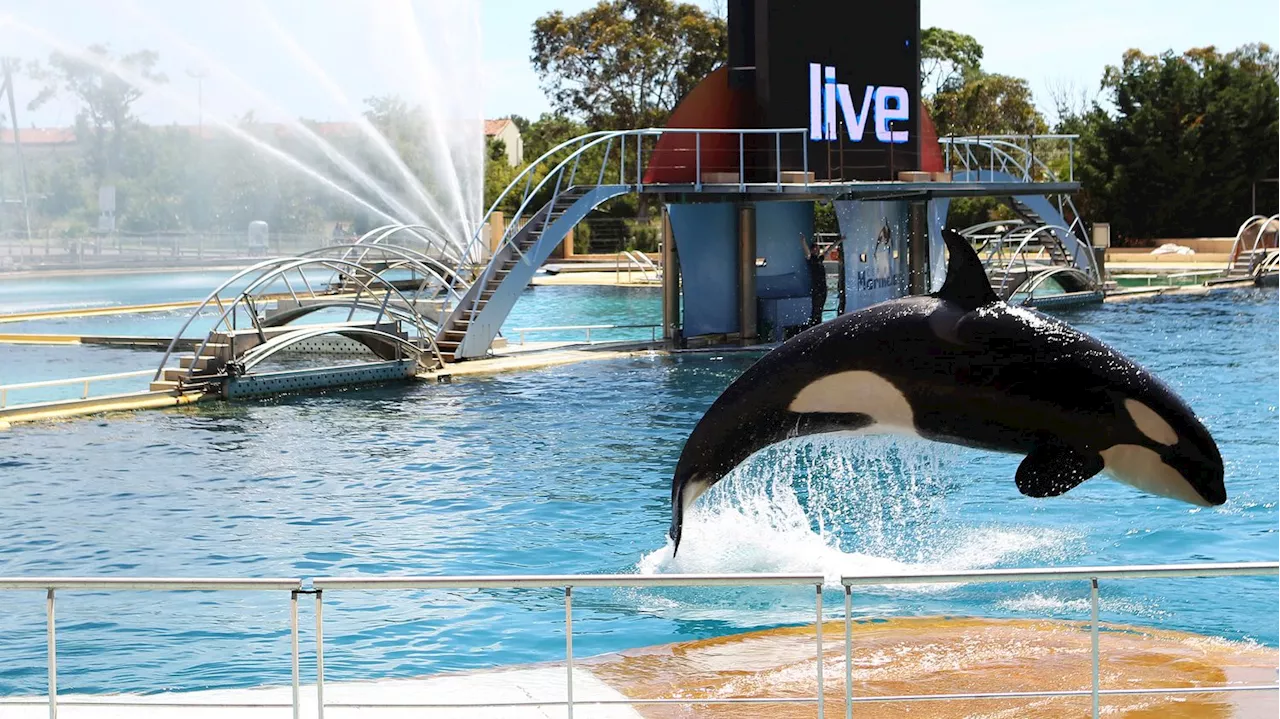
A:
660,207,680,341
908,201,930,295
738,204,757,343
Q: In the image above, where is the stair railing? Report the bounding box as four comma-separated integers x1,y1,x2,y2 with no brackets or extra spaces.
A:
997,224,1083,298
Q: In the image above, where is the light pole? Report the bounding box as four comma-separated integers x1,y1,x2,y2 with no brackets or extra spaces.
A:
186,66,209,136
1249,177,1280,213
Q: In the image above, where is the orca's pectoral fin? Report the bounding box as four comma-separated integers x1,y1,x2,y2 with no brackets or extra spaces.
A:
1015,441,1104,498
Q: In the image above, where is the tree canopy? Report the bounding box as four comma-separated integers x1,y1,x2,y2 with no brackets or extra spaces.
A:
1072,44,1279,240
531,0,726,130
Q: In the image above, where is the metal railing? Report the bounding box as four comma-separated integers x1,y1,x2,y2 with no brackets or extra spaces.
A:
614,250,661,283
839,562,1278,718
1,562,1273,719
0,369,155,409
1227,214,1279,274
509,323,662,346
311,573,826,717
941,134,1079,183
0,577,303,719
439,127,810,336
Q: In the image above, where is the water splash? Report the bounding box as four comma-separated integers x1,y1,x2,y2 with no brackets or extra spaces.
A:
638,435,1081,587
116,0,430,228
7,16,402,226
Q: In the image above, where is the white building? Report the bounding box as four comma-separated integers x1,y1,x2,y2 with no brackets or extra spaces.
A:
484,118,524,167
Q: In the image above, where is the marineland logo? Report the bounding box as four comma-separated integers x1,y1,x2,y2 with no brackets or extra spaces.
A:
808,63,909,144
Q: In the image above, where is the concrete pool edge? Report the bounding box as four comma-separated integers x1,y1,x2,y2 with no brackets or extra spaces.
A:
0,344,661,429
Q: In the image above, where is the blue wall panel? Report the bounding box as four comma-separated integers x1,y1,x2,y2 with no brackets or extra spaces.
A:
668,203,740,337
755,202,813,299
836,199,911,312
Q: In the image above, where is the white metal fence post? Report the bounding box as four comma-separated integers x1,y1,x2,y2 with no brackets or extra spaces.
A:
291,590,300,719
315,590,325,719
816,583,825,719
565,586,575,719
46,588,56,719
844,584,853,719
1091,578,1100,719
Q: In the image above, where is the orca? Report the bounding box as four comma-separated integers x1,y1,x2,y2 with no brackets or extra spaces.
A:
668,229,1225,553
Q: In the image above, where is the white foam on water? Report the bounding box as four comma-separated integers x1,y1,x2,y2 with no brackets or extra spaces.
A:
637,435,1083,590
996,592,1169,619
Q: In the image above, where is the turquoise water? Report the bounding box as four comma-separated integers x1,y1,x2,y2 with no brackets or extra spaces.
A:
0,275,1275,696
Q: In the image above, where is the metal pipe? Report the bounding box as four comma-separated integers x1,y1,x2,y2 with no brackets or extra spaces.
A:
816,584,824,719
565,587,574,719
290,591,300,719
46,589,56,719
0,578,302,591
315,590,325,719
844,585,853,719
803,131,809,188
776,132,782,191
313,573,825,590
1091,578,1100,719
738,133,745,192
842,562,1278,587
695,132,702,190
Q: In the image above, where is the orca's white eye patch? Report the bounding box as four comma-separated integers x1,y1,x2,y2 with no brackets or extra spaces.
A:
1123,399,1178,446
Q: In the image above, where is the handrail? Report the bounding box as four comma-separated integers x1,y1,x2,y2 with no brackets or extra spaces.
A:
0,369,155,409
439,127,809,330
997,224,1099,297
509,323,662,345
313,572,823,590
0,577,302,590
1227,214,1279,271
1244,212,1274,271
615,250,660,283
996,224,1066,296
0,562,1274,719
1011,266,1092,302
840,560,1277,586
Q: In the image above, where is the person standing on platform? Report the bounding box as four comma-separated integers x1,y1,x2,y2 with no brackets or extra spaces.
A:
799,233,828,328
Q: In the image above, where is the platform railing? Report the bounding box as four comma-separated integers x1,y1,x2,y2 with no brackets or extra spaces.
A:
509,323,662,346
0,369,155,409
1,563,1275,719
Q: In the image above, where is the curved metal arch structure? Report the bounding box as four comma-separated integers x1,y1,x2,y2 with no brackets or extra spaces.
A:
298,243,466,302
996,223,1098,298
233,326,428,375
1227,214,1279,276
1008,266,1100,306
155,253,445,383
349,223,470,268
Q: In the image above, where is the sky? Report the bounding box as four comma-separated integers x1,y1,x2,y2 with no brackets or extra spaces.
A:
0,0,1276,130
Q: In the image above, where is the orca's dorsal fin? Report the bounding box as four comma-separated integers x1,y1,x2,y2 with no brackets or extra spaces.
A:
934,228,1000,311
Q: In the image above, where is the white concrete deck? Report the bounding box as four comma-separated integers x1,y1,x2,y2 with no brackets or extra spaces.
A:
0,666,642,718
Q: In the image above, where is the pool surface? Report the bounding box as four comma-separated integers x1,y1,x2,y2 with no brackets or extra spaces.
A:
0,278,1275,696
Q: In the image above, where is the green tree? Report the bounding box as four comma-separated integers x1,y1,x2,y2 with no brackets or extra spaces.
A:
928,73,1047,137
27,45,167,182
1075,44,1279,241
921,27,983,98
531,0,727,130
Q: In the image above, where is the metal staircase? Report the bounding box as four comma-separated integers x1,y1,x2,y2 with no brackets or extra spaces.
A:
435,187,591,361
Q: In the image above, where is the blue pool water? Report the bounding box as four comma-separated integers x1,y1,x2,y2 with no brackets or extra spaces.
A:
0,277,1275,696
